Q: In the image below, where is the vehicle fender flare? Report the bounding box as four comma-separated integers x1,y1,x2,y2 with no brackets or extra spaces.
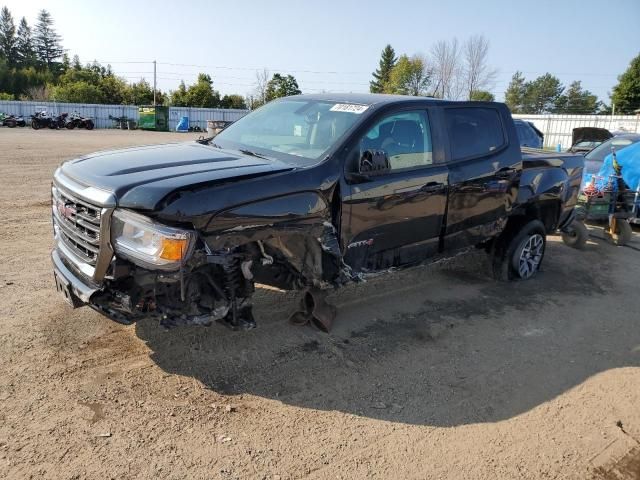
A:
515,167,569,206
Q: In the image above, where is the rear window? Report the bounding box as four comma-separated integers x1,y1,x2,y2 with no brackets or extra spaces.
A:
446,108,506,160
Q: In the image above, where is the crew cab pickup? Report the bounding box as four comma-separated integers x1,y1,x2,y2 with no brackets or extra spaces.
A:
51,94,584,331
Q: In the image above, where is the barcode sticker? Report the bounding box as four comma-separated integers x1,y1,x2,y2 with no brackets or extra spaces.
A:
330,103,369,114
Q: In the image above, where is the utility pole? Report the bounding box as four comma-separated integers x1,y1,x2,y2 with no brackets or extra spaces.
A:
153,60,157,106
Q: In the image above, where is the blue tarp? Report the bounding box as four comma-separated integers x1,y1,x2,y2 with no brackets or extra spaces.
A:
176,116,189,132
593,141,640,192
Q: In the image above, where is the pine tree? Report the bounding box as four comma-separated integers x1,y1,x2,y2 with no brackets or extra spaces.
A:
33,9,63,69
0,7,17,66
554,81,600,114
370,45,397,93
504,71,526,113
16,17,35,67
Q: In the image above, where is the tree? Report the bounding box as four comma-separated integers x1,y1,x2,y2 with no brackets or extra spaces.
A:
386,54,432,96
554,81,600,114
0,7,17,66
184,73,220,107
71,54,81,71
265,73,301,101
126,79,156,105
370,44,397,93
99,74,129,104
16,17,35,67
170,81,188,106
52,80,104,103
611,53,640,114
431,38,462,99
462,34,497,100
252,68,270,107
504,71,527,113
470,90,495,101
522,73,564,114
33,10,63,70
220,94,247,109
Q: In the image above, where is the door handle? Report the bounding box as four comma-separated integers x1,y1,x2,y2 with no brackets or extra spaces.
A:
421,182,445,193
495,168,516,179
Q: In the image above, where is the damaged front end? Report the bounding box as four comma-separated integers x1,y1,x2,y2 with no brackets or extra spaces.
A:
52,171,347,332
91,226,344,331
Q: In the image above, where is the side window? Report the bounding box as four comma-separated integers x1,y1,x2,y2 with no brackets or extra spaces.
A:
358,110,433,171
445,108,506,161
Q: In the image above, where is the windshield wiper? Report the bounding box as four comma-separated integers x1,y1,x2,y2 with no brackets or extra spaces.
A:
238,148,269,159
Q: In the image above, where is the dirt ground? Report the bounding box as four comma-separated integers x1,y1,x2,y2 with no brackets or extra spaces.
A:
0,128,639,480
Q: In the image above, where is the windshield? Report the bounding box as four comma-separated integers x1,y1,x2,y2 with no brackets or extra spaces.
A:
212,99,367,166
585,136,640,163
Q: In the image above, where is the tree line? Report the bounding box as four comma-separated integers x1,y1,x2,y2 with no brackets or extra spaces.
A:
369,40,640,115
0,7,254,108
369,37,498,101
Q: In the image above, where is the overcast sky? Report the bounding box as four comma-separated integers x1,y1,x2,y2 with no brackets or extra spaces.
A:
3,0,639,103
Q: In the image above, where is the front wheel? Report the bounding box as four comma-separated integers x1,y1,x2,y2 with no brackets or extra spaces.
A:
84,120,94,130
492,220,546,281
31,120,40,130
66,122,76,129
561,220,588,249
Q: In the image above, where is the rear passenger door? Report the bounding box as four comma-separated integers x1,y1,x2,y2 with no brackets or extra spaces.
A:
442,105,521,251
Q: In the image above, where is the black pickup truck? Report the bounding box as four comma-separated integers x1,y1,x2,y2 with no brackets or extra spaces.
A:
51,94,584,332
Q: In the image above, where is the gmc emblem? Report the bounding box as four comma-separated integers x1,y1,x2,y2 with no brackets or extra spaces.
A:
57,199,76,221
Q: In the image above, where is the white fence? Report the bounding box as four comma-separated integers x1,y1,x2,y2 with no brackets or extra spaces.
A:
512,114,640,150
0,100,249,130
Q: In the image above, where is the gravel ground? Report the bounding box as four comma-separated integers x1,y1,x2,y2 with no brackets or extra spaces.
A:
0,128,639,480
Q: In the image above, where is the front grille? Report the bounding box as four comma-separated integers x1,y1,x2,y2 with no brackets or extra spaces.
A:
52,186,102,265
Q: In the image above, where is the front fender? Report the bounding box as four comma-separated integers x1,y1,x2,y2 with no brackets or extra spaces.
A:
203,192,331,250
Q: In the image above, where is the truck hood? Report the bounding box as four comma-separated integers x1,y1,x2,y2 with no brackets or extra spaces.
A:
58,142,294,210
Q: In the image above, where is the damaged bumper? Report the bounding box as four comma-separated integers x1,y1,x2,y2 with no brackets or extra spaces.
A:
51,247,99,305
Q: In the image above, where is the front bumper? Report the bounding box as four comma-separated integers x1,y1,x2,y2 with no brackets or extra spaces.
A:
51,248,99,304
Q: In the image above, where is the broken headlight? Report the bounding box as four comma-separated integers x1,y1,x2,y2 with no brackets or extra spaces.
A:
111,209,194,270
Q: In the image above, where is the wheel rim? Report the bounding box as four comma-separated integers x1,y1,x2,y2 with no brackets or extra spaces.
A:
517,234,544,279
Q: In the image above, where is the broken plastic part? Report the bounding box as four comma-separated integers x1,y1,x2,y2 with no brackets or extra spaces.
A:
288,288,337,332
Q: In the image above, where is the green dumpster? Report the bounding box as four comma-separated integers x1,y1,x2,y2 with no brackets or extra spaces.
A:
138,106,169,131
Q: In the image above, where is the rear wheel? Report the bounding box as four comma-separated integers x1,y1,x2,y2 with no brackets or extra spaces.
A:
6,119,16,128
492,220,546,281
561,220,588,249
66,122,75,129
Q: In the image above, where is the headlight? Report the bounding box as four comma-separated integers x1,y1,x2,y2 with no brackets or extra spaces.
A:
111,209,194,269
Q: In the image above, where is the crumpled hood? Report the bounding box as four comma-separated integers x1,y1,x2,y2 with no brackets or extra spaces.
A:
59,142,293,210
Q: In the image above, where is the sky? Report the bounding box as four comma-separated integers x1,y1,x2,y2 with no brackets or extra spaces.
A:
3,0,639,103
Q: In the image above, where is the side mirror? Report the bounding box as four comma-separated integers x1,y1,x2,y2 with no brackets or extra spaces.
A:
359,149,390,176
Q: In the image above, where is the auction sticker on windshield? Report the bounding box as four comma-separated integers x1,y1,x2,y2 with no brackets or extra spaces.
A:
329,103,369,114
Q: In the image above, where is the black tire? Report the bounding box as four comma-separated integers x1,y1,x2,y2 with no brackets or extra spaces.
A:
66,122,75,129
492,219,546,281
6,119,16,128
31,121,40,130
561,220,588,249
606,219,632,246
85,120,94,130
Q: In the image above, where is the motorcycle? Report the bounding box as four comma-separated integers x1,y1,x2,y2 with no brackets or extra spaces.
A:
1,113,26,128
66,112,95,130
49,112,69,129
30,110,53,130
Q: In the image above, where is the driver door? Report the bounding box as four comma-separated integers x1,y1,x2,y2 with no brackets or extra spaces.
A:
340,108,449,272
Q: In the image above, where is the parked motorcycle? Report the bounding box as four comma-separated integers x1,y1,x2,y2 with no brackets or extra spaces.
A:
66,112,95,130
49,112,69,129
30,110,53,130
0,113,26,128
